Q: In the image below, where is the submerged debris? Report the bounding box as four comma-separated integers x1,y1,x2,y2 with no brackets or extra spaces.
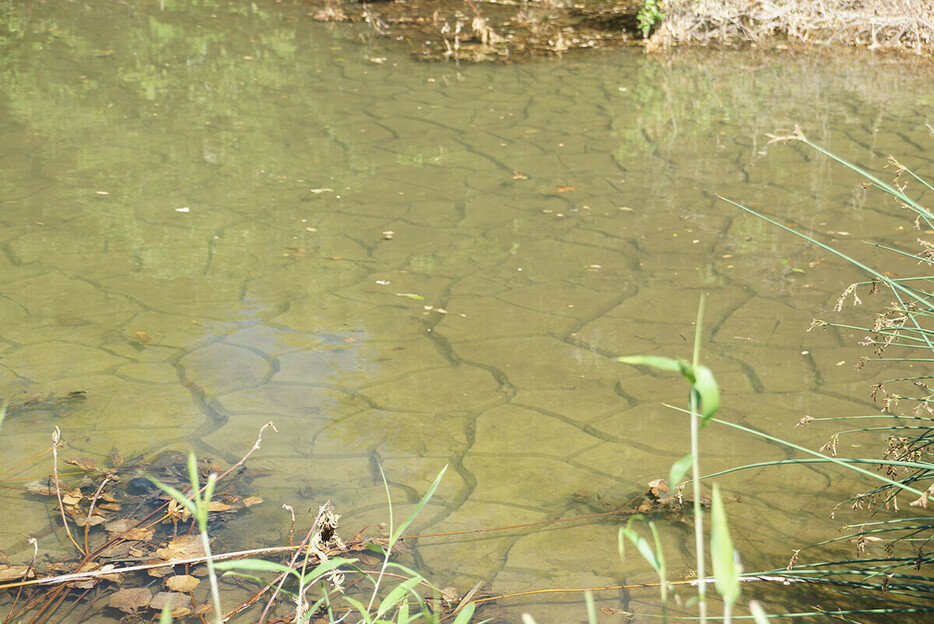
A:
304,0,644,62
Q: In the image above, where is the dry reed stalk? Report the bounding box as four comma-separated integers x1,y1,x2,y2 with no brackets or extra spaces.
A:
649,0,934,54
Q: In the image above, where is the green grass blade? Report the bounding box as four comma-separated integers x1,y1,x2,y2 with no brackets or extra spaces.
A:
390,465,447,545
710,484,740,607
147,477,197,517
376,576,422,619
668,454,692,490
451,602,476,624
721,197,926,306
619,519,663,575
615,355,683,372
584,590,597,624
213,558,300,576
342,595,373,622
692,365,719,424
159,602,173,624
749,600,770,624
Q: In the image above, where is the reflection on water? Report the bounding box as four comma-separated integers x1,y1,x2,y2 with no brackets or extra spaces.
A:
1,1,934,620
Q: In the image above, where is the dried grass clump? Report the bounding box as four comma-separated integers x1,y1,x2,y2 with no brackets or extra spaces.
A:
648,0,934,54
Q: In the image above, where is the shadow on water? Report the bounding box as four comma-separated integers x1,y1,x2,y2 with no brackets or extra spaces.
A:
1,0,933,621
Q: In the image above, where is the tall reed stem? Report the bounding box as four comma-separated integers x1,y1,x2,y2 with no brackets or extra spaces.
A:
691,295,707,624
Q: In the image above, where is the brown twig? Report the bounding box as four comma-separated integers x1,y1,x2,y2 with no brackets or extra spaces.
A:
50,427,84,556
215,422,277,483
84,476,111,555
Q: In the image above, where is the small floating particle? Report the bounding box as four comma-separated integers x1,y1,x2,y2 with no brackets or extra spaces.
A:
836,361,846,366
382,231,394,240
134,331,152,344
618,206,633,211
175,207,190,213
556,186,576,193
375,280,391,285
722,254,733,258
96,191,110,196
309,188,334,194
305,227,317,232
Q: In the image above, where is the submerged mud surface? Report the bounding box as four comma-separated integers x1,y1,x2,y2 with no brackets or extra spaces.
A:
2,1,934,621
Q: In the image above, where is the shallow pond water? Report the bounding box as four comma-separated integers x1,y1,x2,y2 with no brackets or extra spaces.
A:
1,1,934,621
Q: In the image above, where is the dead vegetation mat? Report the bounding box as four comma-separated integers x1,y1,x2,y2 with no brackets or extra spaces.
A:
647,0,934,54
301,0,934,61
305,0,645,61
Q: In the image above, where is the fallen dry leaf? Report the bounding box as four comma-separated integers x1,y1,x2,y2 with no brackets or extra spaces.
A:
147,566,173,578
242,496,263,507
150,592,192,617
0,565,33,582
135,331,152,344
156,535,204,562
110,447,125,469
166,574,200,592
207,501,230,513
66,457,99,472
24,480,55,496
62,493,83,506
128,526,155,541
71,579,98,590
108,588,152,613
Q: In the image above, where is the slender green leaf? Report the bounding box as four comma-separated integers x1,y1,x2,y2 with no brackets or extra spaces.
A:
391,465,447,545
668,454,693,490
749,600,770,624
342,594,372,621
692,365,720,424
585,590,597,624
215,558,301,579
451,603,476,624
302,556,358,584
376,576,422,619
159,602,173,624
186,453,201,505
615,355,683,372
710,484,740,607
619,523,662,574
147,477,197,517
677,359,696,383
217,570,287,592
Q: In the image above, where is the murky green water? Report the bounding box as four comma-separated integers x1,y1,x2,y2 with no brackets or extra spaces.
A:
2,1,934,621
